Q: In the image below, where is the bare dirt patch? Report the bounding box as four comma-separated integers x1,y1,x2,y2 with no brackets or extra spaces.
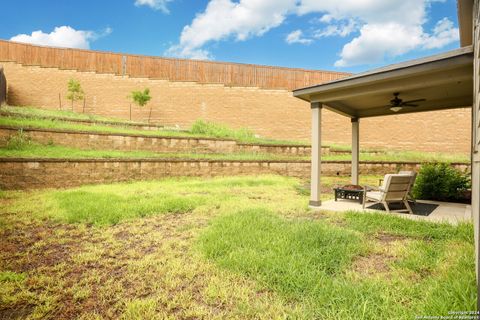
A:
351,253,396,277
350,233,411,278
374,232,408,244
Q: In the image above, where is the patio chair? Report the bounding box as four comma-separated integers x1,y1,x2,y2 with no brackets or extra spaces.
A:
398,170,417,203
363,173,413,214
378,170,417,203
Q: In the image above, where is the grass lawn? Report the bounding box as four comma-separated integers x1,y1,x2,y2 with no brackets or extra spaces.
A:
0,132,469,164
0,106,308,146
0,175,475,319
0,139,309,161
323,149,470,163
1,105,140,124
0,106,471,162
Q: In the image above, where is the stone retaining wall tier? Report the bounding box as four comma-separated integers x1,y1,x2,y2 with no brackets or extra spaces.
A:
0,159,470,190
0,126,237,154
0,126,314,156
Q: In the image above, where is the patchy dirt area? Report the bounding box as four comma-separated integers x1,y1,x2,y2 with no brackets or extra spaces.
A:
0,175,475,319
0,209,293,319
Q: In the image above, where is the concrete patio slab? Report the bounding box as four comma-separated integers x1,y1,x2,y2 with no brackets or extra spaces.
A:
317,199,472,225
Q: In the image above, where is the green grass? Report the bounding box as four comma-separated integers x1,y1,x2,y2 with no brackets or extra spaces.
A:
55,190,206,226
1,105,139,124
199,208,475,319
0,107,471,161
0,175,475,318
199,208,365,290
0,129,468,163
7,175,308,227
0,139,308,161
1,107,308,145
191,119,307,145
323,149,470,163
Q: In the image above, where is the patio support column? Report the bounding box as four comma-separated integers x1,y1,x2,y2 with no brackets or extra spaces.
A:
351,118,360,185
310,102,322,207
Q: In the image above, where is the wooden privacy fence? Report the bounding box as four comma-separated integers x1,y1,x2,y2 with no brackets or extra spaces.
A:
0,39,349,90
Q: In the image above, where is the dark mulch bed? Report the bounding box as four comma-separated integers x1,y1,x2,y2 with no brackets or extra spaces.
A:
366,202,438,216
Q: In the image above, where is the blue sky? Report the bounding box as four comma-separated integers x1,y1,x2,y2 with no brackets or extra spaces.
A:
1,0,460,73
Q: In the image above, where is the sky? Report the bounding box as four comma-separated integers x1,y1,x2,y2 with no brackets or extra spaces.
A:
1,0,460,73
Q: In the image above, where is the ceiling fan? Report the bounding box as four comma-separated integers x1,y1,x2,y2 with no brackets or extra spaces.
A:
386,92,426,112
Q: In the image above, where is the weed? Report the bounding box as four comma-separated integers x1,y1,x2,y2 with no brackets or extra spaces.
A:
5,129,31,150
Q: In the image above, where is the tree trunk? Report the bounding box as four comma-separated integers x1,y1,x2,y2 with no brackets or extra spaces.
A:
129,103,132,120
71,99,74,111
148,106,152,123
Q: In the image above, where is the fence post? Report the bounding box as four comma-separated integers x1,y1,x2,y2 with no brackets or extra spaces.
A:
0,66,6,107
122,55,127,76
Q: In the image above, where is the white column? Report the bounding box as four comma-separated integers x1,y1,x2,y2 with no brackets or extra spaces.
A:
310,102,322,207
351,118,360,185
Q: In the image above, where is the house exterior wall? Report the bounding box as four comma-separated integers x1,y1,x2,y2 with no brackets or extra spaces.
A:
471,0,480,306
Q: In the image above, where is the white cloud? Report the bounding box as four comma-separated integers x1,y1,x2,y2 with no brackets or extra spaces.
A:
334,17,459,67
167,0,460,66
334,23,424,67
10,26,111,49
285,30,312,45
314,19,357,38
134,0,172,13
164,45,213,60
422,17,459,49
165,0,296,59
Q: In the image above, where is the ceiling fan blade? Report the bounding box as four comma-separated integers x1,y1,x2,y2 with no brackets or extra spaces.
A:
402,98,426,104
402,103,419,107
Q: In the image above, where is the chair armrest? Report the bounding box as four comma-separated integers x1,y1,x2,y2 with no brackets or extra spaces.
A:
364,185,380,192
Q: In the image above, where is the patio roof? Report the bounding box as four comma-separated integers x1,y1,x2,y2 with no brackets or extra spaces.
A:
293,46,474,118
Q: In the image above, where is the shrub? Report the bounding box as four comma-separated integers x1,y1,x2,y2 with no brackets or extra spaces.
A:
190,119,256,142
412,163,471,202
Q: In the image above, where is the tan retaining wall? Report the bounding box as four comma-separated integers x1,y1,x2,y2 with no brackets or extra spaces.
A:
0,126,315,156
1,62,472,153
0,158,470,190
236,143,314,156
0,126,237,153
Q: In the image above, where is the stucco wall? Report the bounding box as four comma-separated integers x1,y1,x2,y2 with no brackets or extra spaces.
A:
2,62,472,153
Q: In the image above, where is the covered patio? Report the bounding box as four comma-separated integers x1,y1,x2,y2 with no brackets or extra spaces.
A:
319,199,471,225
295,0,480,308
294,34,480,306
293,46,473,210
